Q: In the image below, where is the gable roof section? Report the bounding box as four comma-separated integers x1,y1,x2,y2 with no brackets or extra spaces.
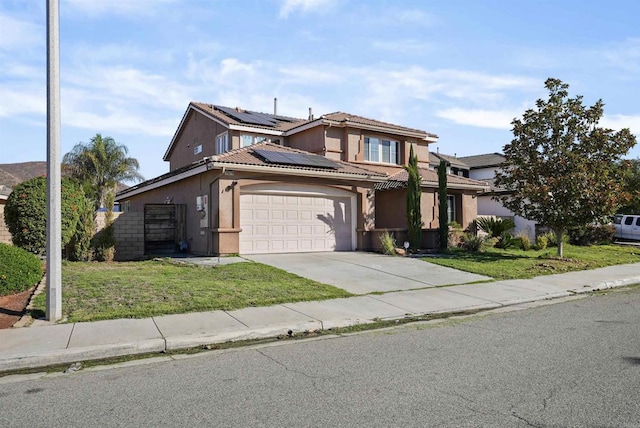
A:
458,153,506,169
429,152,469,169
286,112,438,141
163,103,309,161
164,102,440,161
120,142,387,200
376,167,488,191
212,142,387,177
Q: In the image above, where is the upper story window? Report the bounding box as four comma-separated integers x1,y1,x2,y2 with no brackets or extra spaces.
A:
364,137,399,164
216,132,229,154
241,134,270,148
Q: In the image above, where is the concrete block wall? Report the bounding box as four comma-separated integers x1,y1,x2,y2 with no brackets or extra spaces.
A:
0,210,12,245
95,211,145,261
112,212,144,261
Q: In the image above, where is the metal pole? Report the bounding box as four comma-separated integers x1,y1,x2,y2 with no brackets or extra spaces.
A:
46,0,62,321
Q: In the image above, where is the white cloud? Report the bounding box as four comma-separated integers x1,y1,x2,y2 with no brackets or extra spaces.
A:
0,13,42,50
62,108,177,137
0,87,45,117
278,65,345,85
371,39,435,55
601,113,640,135
279,0,337,18
602,38,640,73
436,108,518,130
62,0,180,17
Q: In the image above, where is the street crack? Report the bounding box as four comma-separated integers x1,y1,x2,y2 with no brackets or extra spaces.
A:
255,349,329,396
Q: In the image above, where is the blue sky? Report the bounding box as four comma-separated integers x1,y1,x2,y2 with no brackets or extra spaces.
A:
1,0,639,180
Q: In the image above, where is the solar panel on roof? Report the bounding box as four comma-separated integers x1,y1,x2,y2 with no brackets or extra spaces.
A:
215,106,278,127
254,149,339,169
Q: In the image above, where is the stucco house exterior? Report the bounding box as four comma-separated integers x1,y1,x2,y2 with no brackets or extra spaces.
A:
115,103,488,257
458,153,538,238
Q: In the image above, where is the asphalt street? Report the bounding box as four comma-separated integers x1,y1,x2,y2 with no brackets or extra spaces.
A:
1,288,639,427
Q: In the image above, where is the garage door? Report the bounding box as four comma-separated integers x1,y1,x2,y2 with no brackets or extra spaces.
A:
240,193,353,254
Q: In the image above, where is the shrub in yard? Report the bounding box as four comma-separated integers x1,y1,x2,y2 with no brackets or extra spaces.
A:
379,230,397,256
494,232,514,249
535,235,549,250
475,216,516,238
448,221,465,249
0,243,43,296
568,224,616,246
516,230,532,250
460,234,492,253
4,176,86,255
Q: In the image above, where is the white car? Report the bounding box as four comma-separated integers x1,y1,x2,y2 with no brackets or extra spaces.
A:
614,214,640,240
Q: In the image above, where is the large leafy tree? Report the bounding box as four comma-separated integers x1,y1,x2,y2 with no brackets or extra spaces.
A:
405,144,422,251
63,134,144,210
617,158,640,214
495,78,636,257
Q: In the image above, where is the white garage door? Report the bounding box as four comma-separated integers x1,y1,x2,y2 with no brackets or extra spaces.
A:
240,193,353,254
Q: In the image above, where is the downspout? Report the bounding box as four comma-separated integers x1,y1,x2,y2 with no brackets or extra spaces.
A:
207,165,226,255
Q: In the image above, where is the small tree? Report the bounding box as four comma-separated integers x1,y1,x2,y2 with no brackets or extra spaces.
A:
63,133,143,210
495,78,636,257
4,177,86,255
437,160,448,250
405,145,422,251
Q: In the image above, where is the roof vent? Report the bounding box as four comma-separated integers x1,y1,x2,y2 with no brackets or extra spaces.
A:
308,107,314,121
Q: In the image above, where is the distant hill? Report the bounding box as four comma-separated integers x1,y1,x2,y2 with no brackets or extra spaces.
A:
0,161,49,188
0,162,128,193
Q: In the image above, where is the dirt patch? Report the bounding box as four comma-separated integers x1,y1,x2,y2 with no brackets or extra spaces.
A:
0,288,34,329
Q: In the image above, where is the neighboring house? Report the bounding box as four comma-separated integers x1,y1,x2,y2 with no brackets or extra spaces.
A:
458,153,538,238
0,185,11,244
115,103,488,257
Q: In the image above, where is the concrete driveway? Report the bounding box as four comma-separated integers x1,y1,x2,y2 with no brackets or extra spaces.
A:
244,252,491,294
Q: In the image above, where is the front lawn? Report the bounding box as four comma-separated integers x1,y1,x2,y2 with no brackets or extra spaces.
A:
31,259,352,322
425,244,640,280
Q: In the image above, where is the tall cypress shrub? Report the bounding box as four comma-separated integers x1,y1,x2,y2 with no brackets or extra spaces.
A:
405,145,422,251
438,160,449,250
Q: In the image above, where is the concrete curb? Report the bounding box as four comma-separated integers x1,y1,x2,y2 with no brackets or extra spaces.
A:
2,272,639,374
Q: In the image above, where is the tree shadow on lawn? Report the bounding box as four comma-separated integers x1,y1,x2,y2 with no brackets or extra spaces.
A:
428,250,527,263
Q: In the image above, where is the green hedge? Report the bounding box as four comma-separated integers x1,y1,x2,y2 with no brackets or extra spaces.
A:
567,224,616,246
0,243,43,296
4,176,85,255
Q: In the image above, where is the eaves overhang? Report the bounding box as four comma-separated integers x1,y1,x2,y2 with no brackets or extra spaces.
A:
117,158,387,200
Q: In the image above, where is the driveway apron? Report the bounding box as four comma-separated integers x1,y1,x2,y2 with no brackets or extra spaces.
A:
244,252,490,294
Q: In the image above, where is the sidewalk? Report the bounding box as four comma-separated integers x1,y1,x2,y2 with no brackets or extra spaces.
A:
2,262,640,373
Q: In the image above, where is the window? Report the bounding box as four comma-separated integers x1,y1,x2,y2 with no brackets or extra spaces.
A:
625,216,634,226
216,132,229,154
364,137,399,164
120,201,130,212
241,134,270,148
447,195,456,223
193,144,202,155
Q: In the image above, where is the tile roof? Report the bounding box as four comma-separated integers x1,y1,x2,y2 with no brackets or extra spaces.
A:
213,142,388,177
375,167,488,191
319,112,437,138
189,103,438,139
457,153,506,169
190,102,308,132
429,152,469,169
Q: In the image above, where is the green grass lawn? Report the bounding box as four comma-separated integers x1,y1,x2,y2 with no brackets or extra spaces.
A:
425,244,640,280
31,259,352,323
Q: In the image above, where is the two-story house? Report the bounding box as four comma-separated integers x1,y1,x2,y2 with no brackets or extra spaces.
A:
115,102,488,256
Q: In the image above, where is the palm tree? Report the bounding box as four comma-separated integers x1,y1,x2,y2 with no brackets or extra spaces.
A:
63,133,144,210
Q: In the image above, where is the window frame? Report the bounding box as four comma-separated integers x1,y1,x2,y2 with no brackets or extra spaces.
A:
216,132,229,154
241,134,270,148
447,195,456,224
364,136,399,165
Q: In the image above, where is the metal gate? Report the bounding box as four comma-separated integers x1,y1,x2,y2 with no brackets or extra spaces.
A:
144,204,186,255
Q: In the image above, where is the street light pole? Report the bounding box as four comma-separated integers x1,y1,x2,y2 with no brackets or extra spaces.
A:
46,0,62,321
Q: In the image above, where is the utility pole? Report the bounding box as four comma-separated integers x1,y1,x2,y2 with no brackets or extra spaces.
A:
46,0,62,321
